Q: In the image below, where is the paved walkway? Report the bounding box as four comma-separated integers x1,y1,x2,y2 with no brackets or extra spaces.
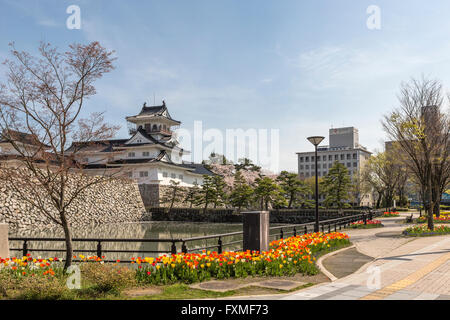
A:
220,213,450,300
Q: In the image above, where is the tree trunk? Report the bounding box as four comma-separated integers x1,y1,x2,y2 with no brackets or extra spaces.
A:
60,212,73,270
433,200,440,217
427,175,434,231
169,191,175,213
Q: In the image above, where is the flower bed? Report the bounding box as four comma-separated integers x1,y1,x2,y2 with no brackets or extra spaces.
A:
348,220,383,229
382,212,400,217
416,215,450,223
134,232,350,285
0,232,351,297
403,224,450,237
0,255,63,278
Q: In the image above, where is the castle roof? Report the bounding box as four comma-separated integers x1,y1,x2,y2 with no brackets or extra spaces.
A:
0,130,50,148
126,101,181,125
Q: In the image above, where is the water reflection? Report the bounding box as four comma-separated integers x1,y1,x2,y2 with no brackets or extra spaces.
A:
8,222,244,261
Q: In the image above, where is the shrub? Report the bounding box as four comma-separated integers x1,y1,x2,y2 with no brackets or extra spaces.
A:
9,274,70,300
80,263,136,294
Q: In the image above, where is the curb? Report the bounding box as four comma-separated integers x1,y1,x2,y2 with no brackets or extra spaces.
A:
316,244,356,282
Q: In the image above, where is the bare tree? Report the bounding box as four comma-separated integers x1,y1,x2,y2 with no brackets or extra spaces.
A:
382,76,450,230
362,151,402,209
0,42,118,269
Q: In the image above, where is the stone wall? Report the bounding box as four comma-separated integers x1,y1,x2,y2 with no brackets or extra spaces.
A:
0,172,146,229
0,224,8,258
138,184,160,207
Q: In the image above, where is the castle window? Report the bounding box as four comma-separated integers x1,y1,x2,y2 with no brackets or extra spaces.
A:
128,152,135,157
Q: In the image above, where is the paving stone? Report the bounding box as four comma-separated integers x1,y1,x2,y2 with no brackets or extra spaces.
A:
322,248,373,279
339,288,376,298
384,291,422,300
375,231,405,238
413,292,440,300
310,285,359,300
326,295,356,300
286,291,321,299
253,280,306,291
191,280,247,292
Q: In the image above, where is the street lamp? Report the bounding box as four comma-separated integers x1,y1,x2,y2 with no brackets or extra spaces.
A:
307,136,325,232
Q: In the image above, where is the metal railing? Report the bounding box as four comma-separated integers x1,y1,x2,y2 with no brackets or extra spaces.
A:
8,211,381,262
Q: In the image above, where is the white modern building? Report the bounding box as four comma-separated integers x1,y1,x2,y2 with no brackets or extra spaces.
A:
296,127,373,206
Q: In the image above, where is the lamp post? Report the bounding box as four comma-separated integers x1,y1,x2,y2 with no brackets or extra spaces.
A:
307,136,325,233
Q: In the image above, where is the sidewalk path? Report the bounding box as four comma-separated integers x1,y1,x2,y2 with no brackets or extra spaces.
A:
221,212,450,300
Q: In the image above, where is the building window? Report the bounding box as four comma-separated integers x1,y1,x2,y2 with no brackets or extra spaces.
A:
171,173,176,178
305,172,310,178
305,165,309,170
353,153,357,159
305,156,309,162
335,154,338,160
322,155,326,161
162,172,168,177
311,164,315,169
300,165,304,170
347,163,351,168
143,151,149,157
329,163,332,168
311,156,315,161
128,152,135,157
353,162,357,167
340,154,344,160
299,157,304,163
139,171,148,177
127,172,132,178
179,174,183,180
328,155,332,161
347,154,351,160
317,164,321,169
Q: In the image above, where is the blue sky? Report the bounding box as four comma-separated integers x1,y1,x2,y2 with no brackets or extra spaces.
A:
2,0,450,172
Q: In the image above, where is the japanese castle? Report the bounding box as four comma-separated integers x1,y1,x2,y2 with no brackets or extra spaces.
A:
66,101,213,197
